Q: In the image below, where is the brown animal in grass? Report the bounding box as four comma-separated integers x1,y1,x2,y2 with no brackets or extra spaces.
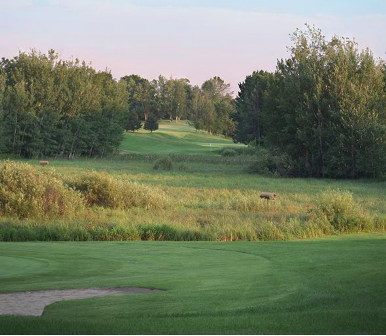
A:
260,192,277,200
39,161,49,166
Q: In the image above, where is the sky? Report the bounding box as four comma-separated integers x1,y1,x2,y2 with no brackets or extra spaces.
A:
1,0,386,92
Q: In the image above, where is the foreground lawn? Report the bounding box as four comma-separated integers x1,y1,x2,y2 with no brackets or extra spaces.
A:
1,234,386,334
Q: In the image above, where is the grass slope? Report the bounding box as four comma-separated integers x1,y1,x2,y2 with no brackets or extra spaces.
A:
1,234,386,334
119,121,244,155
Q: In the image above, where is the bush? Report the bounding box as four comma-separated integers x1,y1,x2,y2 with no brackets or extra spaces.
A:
221,149,237,157
0,161,84,219
219,147,258,156
69,171,122,209
249,148,294,176
309,189,373,232
153,157,173,171
70,171,166,210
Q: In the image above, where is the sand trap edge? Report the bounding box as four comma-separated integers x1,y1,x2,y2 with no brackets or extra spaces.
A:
0,287,163,317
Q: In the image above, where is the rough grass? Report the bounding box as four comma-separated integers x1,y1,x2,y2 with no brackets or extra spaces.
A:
0,160,384,241
1,235,386,334
1,121,385,241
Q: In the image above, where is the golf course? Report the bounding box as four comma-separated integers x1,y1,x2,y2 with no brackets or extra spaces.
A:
0,122,386,334
2,2,386,333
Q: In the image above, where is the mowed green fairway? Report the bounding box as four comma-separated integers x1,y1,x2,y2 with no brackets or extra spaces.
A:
119,121,244,154
1,234,386,334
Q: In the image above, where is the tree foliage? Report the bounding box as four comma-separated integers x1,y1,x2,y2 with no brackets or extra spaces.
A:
232,71,272,145
2,27,386,179
0,50,128,158
144,114,159,133
121,74,235,137
126,112,142,132
233,25,386,178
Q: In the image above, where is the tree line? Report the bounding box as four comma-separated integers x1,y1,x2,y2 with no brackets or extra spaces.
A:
0,51,235,158
233,25,386,178
122,74,235,136
0,50,128,158
1,25,385,178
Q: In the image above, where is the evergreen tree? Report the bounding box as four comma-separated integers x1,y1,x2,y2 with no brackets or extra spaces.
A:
126,112,142,132
144,114,159,133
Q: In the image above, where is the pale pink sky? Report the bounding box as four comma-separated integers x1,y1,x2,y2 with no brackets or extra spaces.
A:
1,0,385,92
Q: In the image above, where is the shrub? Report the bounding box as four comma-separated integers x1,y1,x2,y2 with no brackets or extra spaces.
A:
221,149,237,157
0,161,84,219
219,147,258,156
70,171,166,210
309,189,373,232
249,148,294,176
153,157,173,171
69,171,122,209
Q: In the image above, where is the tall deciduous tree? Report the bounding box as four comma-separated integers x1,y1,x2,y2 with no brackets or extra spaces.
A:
264,25,386,178
0,50,128,158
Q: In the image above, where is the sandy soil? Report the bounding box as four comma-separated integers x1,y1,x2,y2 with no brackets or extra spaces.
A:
0,287,161,316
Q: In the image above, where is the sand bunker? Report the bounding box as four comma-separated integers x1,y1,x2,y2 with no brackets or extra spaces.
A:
0,287,161,316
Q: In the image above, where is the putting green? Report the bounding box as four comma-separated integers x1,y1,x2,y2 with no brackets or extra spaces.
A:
1,234,386,334
0,256,49,279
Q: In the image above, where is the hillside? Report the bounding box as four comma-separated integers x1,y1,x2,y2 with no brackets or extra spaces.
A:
119,121,245,155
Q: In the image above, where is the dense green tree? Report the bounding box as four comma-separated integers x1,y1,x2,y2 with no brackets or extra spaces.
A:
0,69,6,152
126,112,142,132
198,77,235,136
264,25,386,178
232,71,272,145
144,114,159,133
171,78,189,122
121,75,152,121
201,76,232,100
0,50,128,158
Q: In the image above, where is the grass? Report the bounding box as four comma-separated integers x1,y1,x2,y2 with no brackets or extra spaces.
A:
1,123,385,240
119,120,244,155
0,234,386,334
1,153,385,241
1,122,386,333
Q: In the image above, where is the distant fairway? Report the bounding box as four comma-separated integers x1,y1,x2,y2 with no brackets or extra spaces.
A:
119,121,245,155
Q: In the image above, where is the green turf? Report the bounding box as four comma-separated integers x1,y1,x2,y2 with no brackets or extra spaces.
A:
1,234,386,334
119,121,244,155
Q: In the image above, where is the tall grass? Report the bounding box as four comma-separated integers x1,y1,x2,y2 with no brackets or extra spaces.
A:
0,161,385,242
